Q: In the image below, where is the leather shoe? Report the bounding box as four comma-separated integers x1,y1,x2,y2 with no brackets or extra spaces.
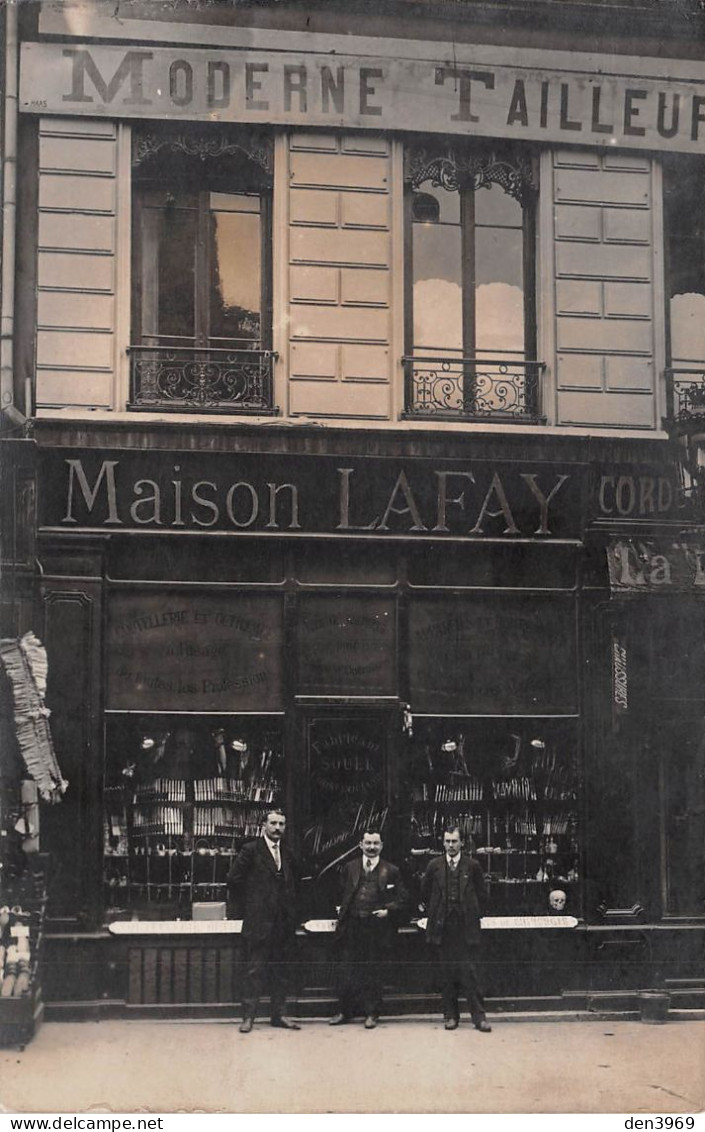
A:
474,1018,492,1033
329,1013,349,1026
364,1015,378,1029
239,1017,254,1034
444,1017,459,1030
270,1016,301,1030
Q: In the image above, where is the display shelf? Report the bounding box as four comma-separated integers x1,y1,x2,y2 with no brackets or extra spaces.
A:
404,720,580,917
102,716,284,916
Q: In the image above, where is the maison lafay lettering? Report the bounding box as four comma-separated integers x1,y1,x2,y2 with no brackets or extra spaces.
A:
57,458,572,537
20,42,705,154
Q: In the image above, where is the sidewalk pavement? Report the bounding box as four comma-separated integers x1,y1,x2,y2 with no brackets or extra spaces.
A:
1,1015,703,1115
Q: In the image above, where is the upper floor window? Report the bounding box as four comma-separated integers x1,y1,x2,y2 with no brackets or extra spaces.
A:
664,156,705,430
404,141,540,421
665,156,705,370
130,127,275,414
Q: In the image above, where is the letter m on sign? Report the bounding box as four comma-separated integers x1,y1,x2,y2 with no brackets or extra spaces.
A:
62,49,153,105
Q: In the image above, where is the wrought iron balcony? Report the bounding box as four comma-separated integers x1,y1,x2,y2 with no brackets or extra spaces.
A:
403,355,544,423
128,346,277,414
665,366,705,427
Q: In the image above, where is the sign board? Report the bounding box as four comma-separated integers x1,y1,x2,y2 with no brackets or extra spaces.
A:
408,593,577,714
106,592,284,711
608,538,705,592
39,448,582,541
297,594,397,697
20,40,705,154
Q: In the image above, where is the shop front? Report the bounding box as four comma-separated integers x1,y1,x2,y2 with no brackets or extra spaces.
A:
20,425,698,1018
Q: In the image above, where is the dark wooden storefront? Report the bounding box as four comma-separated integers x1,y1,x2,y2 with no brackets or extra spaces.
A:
3,423,703,1017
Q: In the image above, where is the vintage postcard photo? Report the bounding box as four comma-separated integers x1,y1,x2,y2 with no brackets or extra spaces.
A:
0,0,703,1117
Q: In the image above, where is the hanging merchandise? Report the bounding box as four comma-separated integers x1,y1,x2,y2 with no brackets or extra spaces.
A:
0,633,67,804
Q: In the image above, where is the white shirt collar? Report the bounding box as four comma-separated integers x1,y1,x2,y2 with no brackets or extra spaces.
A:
362,856,380,871
446,853,461,867
263,834,281,856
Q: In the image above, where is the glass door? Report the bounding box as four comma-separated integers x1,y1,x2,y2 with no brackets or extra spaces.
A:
297,709,396,917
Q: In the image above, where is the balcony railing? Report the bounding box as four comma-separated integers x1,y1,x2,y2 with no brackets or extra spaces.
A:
665,366,705,426
403,356,544,423
128,346,277,414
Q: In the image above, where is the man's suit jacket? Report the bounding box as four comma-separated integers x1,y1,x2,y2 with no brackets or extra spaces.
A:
227,838,298,944
420,854,486,948
336,857,408,944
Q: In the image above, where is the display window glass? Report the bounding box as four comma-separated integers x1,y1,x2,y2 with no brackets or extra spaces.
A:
102,714,284,918
403,718,580,917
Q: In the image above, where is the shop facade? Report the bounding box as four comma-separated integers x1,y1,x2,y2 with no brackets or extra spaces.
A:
1,0,704,1018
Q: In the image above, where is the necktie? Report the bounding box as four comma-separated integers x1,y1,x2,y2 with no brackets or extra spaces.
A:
272,844,281,871
365,859,372,873
449,858,457,871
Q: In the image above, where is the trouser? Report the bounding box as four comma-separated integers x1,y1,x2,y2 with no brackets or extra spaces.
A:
435,915,486,1022
335,917,388,1018
241,933,295,1020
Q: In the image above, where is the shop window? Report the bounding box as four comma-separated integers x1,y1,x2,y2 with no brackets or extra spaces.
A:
103,715,284,917
404,719,580,917
664,156,705,425
130,127,275,414
404,140,541,422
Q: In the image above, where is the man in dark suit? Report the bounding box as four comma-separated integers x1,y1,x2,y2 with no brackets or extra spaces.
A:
329,828,408,1029
420,825,492,1032
227,809,300,1033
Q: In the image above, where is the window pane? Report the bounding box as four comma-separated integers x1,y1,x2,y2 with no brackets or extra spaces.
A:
475,182,523,228
665,158,705,365
140,204,196,341
209,194,262,345
413,222,463,353
475,226,524,355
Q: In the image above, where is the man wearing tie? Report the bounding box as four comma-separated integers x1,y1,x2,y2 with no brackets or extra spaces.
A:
329,828,408,1029
420,825,492,1032
227,809,301,1033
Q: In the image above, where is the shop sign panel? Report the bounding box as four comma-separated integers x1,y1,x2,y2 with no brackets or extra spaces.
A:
408,593,577,715
296,594,397,697
608,538,705,592
39,448,581,541
20,40,705,155
106,591,284,711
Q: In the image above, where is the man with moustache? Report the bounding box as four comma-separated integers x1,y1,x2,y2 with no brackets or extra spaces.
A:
227,809,301,1033
421,825,492,1032
329,828,408,1029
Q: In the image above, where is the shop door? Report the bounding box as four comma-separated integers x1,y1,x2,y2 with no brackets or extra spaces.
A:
297,709,397,917
659,717,705,919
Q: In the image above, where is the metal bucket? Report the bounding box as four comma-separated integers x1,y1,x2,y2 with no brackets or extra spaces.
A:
639,991,670,1024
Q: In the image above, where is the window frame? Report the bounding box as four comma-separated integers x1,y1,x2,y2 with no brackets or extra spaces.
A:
403,138,541,422
128,126,276,415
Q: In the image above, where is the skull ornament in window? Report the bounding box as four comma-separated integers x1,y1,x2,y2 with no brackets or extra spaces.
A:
549,889,567,912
